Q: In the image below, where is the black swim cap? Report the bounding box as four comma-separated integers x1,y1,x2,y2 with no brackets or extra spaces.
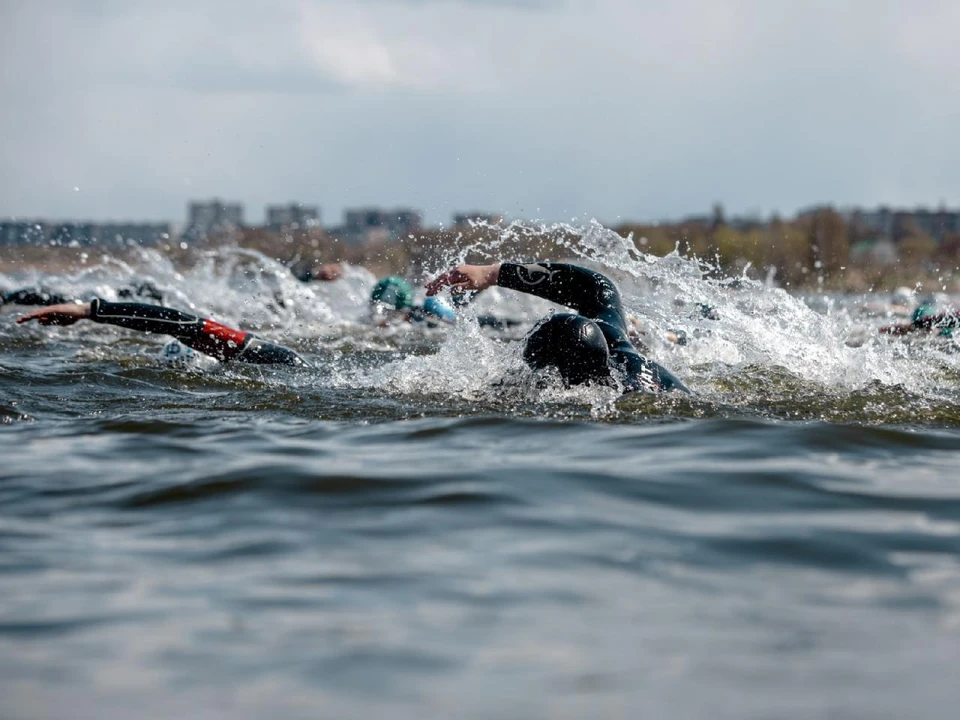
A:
523,313,611,385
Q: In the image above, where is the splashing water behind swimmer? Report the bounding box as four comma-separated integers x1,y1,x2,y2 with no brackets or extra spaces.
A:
4,223,959,415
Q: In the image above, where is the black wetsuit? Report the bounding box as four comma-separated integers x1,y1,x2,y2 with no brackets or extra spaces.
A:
497,262,688,393
1,282,164,307
89,299,305,366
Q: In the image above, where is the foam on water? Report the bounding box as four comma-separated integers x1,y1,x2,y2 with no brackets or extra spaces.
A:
7,227,960,720
343,219,960,413
4,225,959,420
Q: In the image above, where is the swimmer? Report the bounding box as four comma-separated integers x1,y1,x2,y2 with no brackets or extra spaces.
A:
16,298,306,366
1,281,165,307
879,298,960,338
427,262,688,393
369,277,461,328
291,262,344,283
370,276,522,331
369,276,420,326
370,276,415,315
1,287,75,307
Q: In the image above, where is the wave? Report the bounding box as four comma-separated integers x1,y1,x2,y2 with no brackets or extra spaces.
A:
3,221,960,425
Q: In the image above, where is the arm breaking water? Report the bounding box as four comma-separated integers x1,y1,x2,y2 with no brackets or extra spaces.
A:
16,300,306,366
427,261,688,394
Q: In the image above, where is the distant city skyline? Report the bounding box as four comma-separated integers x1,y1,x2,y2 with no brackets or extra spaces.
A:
2,1,959,227
5,199,959,235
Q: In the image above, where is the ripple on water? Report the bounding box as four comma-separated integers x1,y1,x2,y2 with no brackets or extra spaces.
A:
3,254,960,718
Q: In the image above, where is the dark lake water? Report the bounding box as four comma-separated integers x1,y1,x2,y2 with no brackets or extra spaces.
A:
3,237,960,718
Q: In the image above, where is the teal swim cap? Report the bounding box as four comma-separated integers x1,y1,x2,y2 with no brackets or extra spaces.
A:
370,276,414,310
912,302,936,326
423,296,456,323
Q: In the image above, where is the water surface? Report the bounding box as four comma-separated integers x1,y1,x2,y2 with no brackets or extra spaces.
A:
3,233,960,719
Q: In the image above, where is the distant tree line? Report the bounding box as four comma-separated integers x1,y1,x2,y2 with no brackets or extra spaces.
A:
4,208,960,292
267,208,960,291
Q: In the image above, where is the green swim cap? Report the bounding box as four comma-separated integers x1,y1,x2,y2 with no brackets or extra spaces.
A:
911,302,936,326
370,276,414,310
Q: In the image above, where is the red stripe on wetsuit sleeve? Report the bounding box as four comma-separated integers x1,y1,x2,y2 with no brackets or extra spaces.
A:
201,319,250,359
202,319,249,346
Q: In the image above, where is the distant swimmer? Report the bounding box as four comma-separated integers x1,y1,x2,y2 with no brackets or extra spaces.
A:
879,298,960,339
1,281,165,307
427,262,688,394
370,275,522,330
16,299,306,366
370,276,415,316
291,262,344,283
627,301,720,351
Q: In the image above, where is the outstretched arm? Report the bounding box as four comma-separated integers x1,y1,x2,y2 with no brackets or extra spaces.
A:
19,299,237,357
496,263,624,322
426,264,502,296
18,299,304,365
428,262,626,327
16,302,91,326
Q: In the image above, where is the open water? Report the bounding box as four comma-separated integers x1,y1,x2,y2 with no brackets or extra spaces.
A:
2,223,960,719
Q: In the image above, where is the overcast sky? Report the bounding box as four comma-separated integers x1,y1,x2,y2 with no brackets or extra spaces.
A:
1,0,957,226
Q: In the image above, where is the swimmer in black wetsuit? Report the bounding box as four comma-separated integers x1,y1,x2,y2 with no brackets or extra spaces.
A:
16,299,306,366
880,309,960,338
427,261,688,394
1,281,165,307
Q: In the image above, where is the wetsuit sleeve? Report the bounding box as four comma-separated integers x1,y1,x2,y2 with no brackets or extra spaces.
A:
614,347,689,393
497,262,627,330
89,299,305,365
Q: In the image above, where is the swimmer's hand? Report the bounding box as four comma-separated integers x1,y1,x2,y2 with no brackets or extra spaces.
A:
426,263,501,296
16,302,91,326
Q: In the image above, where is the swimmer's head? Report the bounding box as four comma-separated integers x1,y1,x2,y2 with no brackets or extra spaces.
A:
912,299,940,325
118,281,164,304
160,339,198,366
370,276,413,310
523,313,610,386
696,303,720,320
422,296,456,324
